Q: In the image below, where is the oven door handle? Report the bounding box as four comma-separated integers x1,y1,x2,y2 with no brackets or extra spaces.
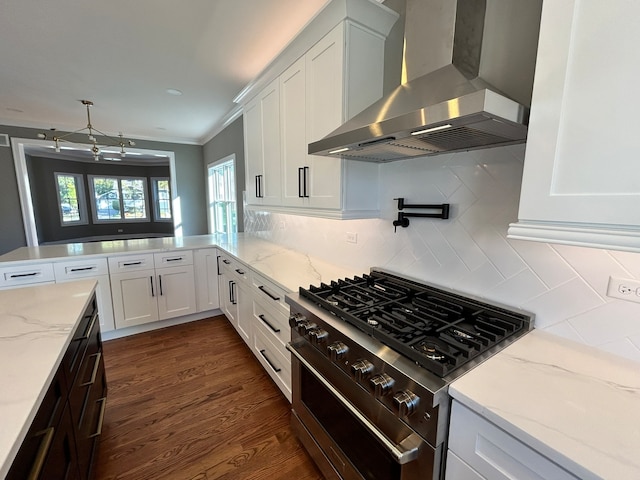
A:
287,343,422,465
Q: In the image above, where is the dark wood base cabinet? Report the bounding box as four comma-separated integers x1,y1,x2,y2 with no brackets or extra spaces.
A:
7,294,107,480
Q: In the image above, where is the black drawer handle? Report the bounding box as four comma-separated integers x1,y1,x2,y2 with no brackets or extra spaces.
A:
80,352,102,387
164,257,183,262
80,312,99,341
259,349,281,373
123,261,142,266
9,272,39,278
222,259,231,265
29,426,55,480
69,266,95,272
235,268,245,275
89,397,107,438
258,314,281,333
258,285,280,301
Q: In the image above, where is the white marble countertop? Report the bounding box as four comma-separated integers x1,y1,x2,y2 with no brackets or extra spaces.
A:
0,280,97,478
449,330,640,480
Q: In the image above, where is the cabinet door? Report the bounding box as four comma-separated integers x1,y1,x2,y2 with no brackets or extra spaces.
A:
511,1,640,250
244,95,264,205
110,269,159,328
156,264,197,320
281,57,308,206
305,23,345,209
194,248,220,312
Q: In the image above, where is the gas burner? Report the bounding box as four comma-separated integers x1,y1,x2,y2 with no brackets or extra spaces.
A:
412,337,453,363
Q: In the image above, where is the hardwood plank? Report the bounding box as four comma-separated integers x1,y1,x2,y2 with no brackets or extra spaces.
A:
94,316,323,480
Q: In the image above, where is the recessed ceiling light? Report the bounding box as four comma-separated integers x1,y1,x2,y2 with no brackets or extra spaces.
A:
166,88,183,96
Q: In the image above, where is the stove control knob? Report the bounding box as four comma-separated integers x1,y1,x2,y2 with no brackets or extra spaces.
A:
370,373,395,397
288,313,307,329
393,390,420,417
327,341,349,361
351,359,374,382
302,322,318,336
309,328,329,345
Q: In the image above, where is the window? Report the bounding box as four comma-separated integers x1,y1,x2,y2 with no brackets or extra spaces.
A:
207,155,237,235
88,175,149,222
55,172,88,226
151,177,172,221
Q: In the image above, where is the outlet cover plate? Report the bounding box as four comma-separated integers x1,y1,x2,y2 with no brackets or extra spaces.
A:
607,276,640,303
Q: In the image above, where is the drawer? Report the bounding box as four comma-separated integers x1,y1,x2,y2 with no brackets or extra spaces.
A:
62,296,98,388
219,253,250,284
253,323,291,401
54,257,109,280
251,270,289,317
0,262,55,288
253,294,291,347
153,249,193,268
108,253,155,272
445,451,485,480
448,402,579,480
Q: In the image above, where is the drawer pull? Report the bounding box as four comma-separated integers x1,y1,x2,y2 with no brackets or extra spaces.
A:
9,272,39,278
258,314,281,333
80,312,98,340
80,352,102,387
259,349,281,373
258,285,280,301
89,397,107,438
222,259,231,265
123,261,142,266
69,266,95,272
27,427,55,480
165,257,183,262
235,268,245,275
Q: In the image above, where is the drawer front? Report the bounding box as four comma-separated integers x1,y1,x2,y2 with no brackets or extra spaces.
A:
445,451,486,480
253,322,291,401
108,253,155,272
0,263,55,288
153,249,193,268
449,402,579,480
253,294,291,347
251,271,289,317
219,253,249,284
62,297,98,387
54,258,108,280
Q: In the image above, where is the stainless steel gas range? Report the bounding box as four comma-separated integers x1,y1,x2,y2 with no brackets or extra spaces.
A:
286,269,533,480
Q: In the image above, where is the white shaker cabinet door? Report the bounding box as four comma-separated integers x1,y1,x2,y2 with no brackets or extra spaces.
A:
156,264,197,321
510,0,640,251
194,248,220,312
110,269,159,329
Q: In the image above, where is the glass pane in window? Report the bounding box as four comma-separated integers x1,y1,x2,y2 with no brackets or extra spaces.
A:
121,179,147,219
57,174,81,222
155,179,172,219
93,177,121,220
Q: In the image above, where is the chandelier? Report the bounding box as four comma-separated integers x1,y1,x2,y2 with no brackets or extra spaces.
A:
37,99,136,161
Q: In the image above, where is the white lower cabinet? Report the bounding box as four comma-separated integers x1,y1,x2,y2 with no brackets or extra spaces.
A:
109,252,196,329
53,257,115,333
0,262,55,289
193,248,220,312
446,401,579,480
253,321,291,402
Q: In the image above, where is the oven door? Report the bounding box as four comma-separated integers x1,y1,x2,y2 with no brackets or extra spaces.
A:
288,341,442,480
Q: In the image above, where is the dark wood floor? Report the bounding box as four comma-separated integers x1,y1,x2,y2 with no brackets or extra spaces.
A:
94,316,323,480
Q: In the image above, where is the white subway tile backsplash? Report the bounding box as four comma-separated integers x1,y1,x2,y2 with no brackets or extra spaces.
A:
244,145,640,363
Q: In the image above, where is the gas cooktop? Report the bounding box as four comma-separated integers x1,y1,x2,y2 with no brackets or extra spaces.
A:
298,270,533,377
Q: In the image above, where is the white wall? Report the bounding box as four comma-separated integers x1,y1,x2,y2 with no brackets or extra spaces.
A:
244,144,640,363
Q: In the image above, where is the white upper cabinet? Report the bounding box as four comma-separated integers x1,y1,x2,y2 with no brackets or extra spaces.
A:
244,78,282,206
509,0,640,252
241,0,398,219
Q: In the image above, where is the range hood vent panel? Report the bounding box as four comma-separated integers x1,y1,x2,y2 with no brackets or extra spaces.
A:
309,0,542,162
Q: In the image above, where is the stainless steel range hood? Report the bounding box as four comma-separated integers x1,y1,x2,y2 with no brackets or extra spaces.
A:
309,0,543,162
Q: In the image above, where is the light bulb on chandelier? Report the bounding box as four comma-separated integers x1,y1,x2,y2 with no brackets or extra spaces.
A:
37,99,135,162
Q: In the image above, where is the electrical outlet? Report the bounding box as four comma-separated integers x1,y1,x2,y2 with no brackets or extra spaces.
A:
346,232,358,244
607,276,640,303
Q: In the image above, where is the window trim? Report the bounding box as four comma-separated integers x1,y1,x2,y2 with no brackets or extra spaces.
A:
207,154,237,236
88,174,151,224
54,171,89,227
151,177,173,222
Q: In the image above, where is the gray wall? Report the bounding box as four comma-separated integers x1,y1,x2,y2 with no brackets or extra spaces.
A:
0,124,208,255
202,116,245,232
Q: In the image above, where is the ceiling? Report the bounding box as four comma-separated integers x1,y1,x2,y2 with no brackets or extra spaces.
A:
0,0,331,145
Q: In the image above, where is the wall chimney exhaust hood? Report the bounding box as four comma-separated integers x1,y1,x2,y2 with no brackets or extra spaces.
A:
309,0,543,162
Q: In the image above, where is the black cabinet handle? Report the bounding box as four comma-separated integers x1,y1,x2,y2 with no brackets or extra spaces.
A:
229,280,237,304
298,167,304,197
123,261,143,266
258,285,280,301
259,349,281,373
150,276,155,297
223,259,231,265
258,314,281,333
9,272,39,278
303,166,309,198
255,175,264,198
159,275,163,296
235,268,245,275
69,266,95,272
164,257,183,262
216,255,222,275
